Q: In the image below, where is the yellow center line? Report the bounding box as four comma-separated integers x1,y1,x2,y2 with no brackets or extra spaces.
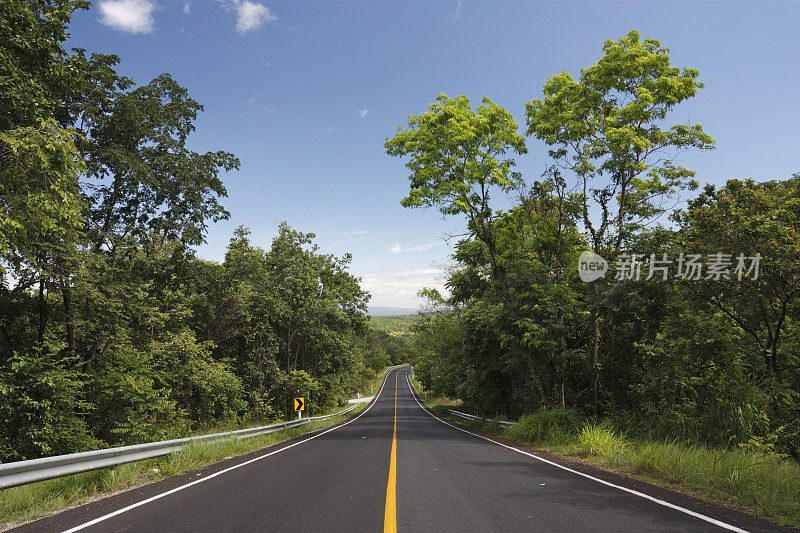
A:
384,370,398,533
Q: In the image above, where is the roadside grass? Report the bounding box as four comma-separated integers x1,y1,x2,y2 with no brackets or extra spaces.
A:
576,422,628,457
426,396,462,412
549,434,800,527
0,403,367,529
409,382,800,528
504,408,583,445
407,373,462,411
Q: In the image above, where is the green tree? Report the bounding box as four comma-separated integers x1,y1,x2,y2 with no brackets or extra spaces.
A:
385,94,527,297
678,177,800,377
150,330,245,425
499,177,588,409
0,120,85,272
77,72,239,248
525,30,715,414
0,349,100,460
0,0,88,272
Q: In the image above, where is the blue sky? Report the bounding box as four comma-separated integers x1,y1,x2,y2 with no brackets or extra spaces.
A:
67,0,799,307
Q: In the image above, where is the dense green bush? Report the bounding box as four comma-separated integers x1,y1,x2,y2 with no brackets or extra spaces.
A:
504,409,585,445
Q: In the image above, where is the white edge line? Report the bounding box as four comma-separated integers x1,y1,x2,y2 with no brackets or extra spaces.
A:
404,373,748,533
60,367,403,533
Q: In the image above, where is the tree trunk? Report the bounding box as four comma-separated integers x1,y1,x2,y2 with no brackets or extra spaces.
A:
762,349,772,376
771,344,779,374
591,312,599,417
37,276,48,345
258,348,264,398
61,281,75,359
286,312,292,373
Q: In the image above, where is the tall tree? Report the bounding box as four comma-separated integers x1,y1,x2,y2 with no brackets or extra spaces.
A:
385,94,527,298
524,30,715,414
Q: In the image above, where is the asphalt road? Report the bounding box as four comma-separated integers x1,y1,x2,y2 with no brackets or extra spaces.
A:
14,367,792,532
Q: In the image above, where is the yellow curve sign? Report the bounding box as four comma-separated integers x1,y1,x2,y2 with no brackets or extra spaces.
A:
294,397,305,411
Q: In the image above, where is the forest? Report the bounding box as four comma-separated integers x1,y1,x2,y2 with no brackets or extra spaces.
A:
389,31,800,461
0,0,406,462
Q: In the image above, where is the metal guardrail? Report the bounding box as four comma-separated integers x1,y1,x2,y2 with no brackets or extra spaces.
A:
0,364,408,490
449,409,516,428
0,404,358,490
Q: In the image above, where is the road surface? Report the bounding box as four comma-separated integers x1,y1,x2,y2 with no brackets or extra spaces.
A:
14,367,789,532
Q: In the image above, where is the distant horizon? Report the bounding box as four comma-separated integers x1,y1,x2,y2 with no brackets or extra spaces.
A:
368,306,419,317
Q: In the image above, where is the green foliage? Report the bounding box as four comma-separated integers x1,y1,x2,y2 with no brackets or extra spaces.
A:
88,343,189,445
0,0,88,271
0,350,99,460
678,177,800,377
351,329,392,373
79,71,239,247
0,119,85,270
286,370,320,402
149,331,245,424
411,311,465,399
386,94,527,294
0,0,90,131
189,223,370,417
386,94,526,217
369,314,418,335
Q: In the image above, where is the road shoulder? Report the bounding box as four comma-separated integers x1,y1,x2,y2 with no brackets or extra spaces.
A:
406,379,798,533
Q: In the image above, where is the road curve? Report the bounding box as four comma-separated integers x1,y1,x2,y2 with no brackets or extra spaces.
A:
12,367,792,532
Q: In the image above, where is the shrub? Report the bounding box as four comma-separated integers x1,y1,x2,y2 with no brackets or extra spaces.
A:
504,408,584,445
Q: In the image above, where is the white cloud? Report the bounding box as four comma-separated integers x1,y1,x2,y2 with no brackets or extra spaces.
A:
263,61,271,67
98,0,155,34
453,1,462,19
234,1,277,33
183,1,191,14
358,108,370,119
359,268,449,307
264,106,277,115
388,241,444,254
325,127,335,134
247,94,258,107
342,230,368,235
